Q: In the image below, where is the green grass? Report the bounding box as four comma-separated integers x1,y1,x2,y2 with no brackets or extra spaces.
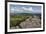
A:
10,14,32,27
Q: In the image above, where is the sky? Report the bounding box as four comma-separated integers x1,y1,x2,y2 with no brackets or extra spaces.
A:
10,4,41,14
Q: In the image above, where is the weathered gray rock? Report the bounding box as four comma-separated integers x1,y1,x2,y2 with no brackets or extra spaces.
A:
10,27,16,29
11,15,41,29
15,26,20,29
20,16,41,28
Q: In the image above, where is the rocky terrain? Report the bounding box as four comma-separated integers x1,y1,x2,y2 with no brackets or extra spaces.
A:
10,15,41,29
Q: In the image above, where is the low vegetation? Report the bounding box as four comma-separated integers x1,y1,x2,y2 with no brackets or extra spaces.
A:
10,14,32,27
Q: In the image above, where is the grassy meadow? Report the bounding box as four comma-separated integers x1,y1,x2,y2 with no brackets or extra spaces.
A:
10,14,33,27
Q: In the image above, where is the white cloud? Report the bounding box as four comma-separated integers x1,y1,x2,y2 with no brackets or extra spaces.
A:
10,8,15,13
22,7,33,11
15,8,24,12
11,8,14,11
15,7,33,12
28,7,32,11
11,7,33,13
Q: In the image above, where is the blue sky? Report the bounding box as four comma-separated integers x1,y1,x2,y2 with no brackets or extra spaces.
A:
10,4,41,14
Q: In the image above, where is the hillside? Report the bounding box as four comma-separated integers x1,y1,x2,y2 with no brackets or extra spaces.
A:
10,14,41,29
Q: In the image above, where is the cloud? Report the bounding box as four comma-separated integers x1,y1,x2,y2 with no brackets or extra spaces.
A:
10,7,33,13
22,7,32,11
14,7,33,12
15,8,24,12
10,8,15,13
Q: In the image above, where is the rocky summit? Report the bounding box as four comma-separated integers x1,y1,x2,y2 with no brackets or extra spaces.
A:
10,15,41,29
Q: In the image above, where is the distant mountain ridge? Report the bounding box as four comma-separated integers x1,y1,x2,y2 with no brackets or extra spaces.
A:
10,12,41,16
